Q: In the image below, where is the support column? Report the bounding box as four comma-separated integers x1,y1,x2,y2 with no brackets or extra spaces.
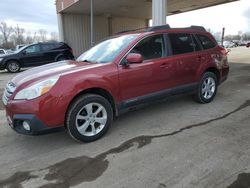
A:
90,0,94,46
57,13,64,42
152,0,167,26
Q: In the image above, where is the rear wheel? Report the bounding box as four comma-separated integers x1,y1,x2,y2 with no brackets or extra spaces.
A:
6,61,20,73
194,72,218,103
66,94,113,142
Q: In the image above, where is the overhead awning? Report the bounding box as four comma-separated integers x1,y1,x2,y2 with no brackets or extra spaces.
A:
56,0,238,18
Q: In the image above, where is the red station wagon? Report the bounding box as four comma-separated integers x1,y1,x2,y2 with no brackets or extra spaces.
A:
2,25,229,142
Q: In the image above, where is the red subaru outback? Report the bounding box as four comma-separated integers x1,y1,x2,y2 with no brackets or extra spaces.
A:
2,25,229,142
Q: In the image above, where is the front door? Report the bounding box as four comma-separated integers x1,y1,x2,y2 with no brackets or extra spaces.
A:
20,44,44,67
118,34,178,105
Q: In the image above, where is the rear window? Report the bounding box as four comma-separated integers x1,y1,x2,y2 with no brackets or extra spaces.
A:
168,33,195,55
196,34,217,50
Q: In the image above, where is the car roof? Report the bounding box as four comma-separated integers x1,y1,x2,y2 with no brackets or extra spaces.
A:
117,24,209,36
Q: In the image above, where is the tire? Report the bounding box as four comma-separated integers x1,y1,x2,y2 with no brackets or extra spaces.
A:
194,72,218,104
6,61,20,73
66,94,113,142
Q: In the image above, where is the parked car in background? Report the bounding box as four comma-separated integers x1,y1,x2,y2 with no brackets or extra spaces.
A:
246,42,250,48
0,42,74,73
2,25,229,142
223,41,236,48
15,44,26,51
0,49,6,55
5,49,15,54
238,41,247,46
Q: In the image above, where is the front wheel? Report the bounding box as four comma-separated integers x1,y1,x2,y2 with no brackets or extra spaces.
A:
66,94,113,142
194,72,218,103
6,61,20,73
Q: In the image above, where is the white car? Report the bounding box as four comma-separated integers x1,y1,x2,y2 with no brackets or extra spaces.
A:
223,41,236,48
0,49,6,55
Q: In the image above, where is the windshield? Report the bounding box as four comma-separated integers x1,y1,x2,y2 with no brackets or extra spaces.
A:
77,34,139,63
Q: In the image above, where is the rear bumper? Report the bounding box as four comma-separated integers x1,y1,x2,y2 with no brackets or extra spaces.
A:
7,114,64,135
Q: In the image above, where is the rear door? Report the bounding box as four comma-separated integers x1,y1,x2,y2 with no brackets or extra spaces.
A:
41,43,57,64
168,33,200,87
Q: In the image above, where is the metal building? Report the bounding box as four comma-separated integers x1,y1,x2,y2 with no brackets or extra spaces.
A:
56,0,237,57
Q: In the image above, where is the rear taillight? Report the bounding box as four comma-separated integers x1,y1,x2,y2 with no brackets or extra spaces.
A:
218,46,228,55
219,47,229,66
211,47,229,67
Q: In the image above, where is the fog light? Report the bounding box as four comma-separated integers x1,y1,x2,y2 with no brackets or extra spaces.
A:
23,121,31,131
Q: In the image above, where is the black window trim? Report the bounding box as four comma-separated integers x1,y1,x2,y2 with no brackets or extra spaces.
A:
191,34,203,52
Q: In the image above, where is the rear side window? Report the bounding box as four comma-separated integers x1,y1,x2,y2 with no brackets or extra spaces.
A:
196,34,216,50
55,43,65,49
0,50,4,54
131,34,165,60
42,44,55,51
168,33,194,55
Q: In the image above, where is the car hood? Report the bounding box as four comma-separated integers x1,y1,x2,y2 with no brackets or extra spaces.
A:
0,52,17,58
11,60,106,88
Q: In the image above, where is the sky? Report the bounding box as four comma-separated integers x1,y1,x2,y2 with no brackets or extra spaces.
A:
167,0,250,35
0,0,57,33
0,0,249,35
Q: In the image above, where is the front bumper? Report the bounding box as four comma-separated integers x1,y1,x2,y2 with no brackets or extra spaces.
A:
7,114,64,135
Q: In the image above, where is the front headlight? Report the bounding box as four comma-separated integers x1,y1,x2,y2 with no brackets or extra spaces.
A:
14,76,60,100
0,58,3,62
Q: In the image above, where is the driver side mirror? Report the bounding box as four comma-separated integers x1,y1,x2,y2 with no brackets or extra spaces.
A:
126,53,143,64
22,50,27,55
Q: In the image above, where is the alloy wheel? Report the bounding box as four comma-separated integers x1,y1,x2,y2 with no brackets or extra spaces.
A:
75,103,107,137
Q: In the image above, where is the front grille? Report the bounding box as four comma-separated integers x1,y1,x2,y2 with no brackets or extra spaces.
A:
2,82,16,106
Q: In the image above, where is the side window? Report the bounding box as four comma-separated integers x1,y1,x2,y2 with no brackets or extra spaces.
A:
0,50,4,54
24,45,40,54
55,43,63,49
197,34,216,50
131,35,165,60
168,33,195,55
42,44,55,51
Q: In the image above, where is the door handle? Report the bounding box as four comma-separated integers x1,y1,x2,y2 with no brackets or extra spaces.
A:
197,56,206,61
160,63,168,68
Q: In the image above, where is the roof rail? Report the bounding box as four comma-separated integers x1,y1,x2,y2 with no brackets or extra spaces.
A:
116,24,206,35
188,25,206,31
146,24,171,32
